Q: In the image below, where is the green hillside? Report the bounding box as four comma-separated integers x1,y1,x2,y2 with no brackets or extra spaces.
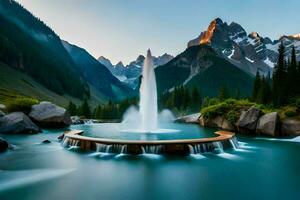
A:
0,62,105,108
0,0,90,99
63,41,135,100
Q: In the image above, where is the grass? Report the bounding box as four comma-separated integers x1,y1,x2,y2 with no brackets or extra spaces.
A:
6,97,39,114
201,99,255,123
201,98,300,123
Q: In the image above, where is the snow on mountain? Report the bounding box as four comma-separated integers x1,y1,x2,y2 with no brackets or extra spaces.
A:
292,33,300,39
98,53,174,89
188,18,300,76
245,57,255,63
264,57,275,68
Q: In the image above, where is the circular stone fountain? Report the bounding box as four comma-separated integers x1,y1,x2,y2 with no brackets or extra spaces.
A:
62,49,239,155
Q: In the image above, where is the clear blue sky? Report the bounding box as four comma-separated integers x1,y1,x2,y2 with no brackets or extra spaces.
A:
16,0,300,64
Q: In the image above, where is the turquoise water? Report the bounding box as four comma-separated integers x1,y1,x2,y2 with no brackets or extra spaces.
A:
0,125,300,200
76,123,217,140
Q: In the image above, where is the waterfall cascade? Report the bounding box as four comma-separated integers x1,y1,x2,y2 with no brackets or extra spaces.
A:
62,135,240,155
188,138,239,154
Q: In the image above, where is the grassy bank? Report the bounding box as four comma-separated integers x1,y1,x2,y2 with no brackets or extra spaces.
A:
201,98,300,122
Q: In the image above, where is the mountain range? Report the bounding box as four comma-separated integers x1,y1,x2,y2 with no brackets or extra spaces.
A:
155,45,253,97
188,18,300,76
0,1,299,106
99,18,299,95
62,41,134,100
98,53,174,89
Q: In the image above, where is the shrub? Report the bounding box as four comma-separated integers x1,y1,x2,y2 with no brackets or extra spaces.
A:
201,99,255,122
201,97,221,109
6,97,39,114
276,106,298,119
226,110,240,124
294,98,300,111
201,102,229,119
284,110,297,118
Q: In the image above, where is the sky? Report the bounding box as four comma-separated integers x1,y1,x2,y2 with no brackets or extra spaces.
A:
16,0,300,64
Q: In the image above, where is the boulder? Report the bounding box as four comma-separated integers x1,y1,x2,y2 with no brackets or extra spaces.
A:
256,112,279,136
0,112,41,134
42,139,51,144
0,110,4,117
281,119,300,136
29,102,71,127
0,138,9,152
221,118,235,131
236,107,262,133
71,116,84,125
58,133,65,140
199,115,235,131
175,113,201,124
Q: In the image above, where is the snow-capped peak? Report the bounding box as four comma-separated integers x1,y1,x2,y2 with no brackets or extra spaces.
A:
249,32,260,39
291,33,300,39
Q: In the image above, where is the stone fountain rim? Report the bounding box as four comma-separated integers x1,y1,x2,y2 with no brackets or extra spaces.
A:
63,130,235,145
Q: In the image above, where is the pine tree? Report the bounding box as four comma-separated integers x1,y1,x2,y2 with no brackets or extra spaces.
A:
257,76,272,104
298,61,300,94
272,42,287,106
181,88,188,109
191,86,201,107
93,105,103,119
218,85,229,100
235,88,241,99
252,71,261,102
67,101,77,116
286,46,298,99
79,99,91,118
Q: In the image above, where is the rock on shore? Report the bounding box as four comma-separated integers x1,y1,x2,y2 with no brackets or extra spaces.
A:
236,107,262,133
256,112,279,136
199,115,235,131
281,119,300,136
175,113,201,124
0,138,9,152
0,112,41,134
0,110,4,117
71,116,84,125
29,102,72,127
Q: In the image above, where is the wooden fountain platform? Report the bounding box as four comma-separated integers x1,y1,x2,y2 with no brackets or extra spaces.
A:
62,130,237,155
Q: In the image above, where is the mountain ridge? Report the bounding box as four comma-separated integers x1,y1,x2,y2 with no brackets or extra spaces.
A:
62,40,134,100
155,45,254,97
0,0,90,99
188,18,300,76
98,53,174,89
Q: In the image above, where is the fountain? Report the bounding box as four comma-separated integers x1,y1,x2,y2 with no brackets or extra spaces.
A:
139,49,158,132
121,50,176,133
61,50,239,155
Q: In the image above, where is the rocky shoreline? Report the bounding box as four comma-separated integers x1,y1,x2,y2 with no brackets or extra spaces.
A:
178,107,300,137
0,101,72,152
2,102,300,152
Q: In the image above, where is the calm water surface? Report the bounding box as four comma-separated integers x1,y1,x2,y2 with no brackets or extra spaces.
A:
0,124,300,200
79,123,217,140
